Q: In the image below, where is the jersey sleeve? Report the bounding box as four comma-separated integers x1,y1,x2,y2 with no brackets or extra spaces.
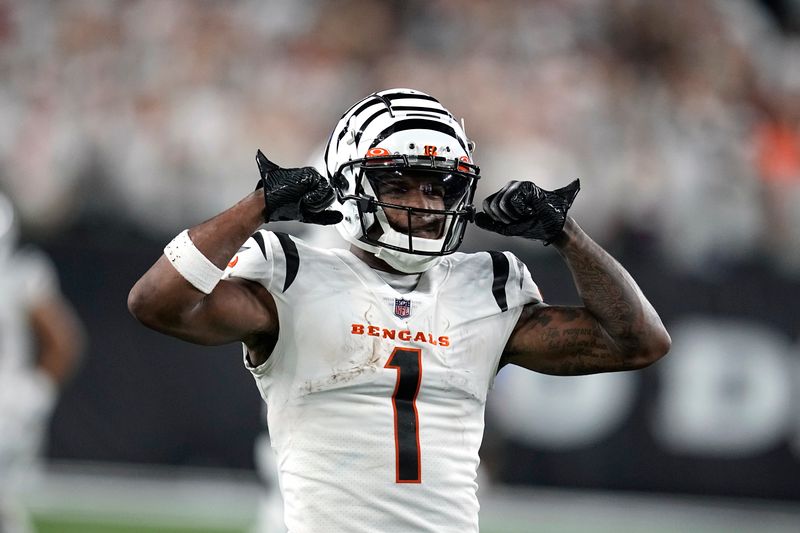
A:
485,252,542,389
504,251,542,309
222,230,275,290
223,230,300,377
223,230,300,297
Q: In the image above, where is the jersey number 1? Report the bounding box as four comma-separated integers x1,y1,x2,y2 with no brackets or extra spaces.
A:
385,347,422,483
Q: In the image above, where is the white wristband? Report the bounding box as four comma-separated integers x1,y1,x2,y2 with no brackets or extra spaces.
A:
164,230,224,294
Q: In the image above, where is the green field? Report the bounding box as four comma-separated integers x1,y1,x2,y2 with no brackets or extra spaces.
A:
34,516,240,533
22,463,800,533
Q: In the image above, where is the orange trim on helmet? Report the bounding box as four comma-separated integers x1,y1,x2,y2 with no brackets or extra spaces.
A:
366,147,391,157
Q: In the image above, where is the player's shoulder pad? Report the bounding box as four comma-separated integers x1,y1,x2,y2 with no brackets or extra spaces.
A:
223,229,274,287
485,250,542,312
224,230,308,294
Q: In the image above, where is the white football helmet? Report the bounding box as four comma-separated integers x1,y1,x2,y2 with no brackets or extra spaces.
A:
324,88,480,273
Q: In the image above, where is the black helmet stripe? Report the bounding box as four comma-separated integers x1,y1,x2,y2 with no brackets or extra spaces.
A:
348,92,447,124
327,90,464,177
339,94,381,120
336,102,453,153
382,92,440,104
354,106,451,146
332,95,387,148
351,98,385,121
332,97,397,153
368,118,468,153
393,106,450,115
346,92,439,124
331,99,379,155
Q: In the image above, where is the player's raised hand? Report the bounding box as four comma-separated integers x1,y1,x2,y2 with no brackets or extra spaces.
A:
474,179,580,244
255,150,343,225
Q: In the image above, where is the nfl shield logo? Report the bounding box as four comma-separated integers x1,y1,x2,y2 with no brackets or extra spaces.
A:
394,298,411,319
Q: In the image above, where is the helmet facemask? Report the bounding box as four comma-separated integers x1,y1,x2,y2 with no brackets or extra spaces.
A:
334,154,478,260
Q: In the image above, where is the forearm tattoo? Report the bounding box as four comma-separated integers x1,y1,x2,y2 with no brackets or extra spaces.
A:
505,223,667,374
558,229,654,352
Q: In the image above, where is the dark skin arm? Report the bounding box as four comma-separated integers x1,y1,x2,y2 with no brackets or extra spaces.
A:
30,294,85,386
127,191,278,365
503,218,671,375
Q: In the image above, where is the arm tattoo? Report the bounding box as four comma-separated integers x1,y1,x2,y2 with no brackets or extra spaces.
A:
505,221,669,375
507,305,624,375
557,223,655,353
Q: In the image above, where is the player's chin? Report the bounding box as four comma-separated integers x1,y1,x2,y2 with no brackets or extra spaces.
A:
387,218,444,239
411,229,442,239
388,225,442,239
412,217,446,238
409,226,444,239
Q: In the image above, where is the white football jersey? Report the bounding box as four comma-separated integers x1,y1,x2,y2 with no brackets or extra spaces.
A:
225,231,540,533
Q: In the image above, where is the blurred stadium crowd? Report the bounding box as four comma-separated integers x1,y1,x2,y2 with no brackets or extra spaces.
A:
1,0,799,275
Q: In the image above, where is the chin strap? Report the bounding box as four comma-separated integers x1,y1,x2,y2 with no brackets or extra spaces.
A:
374,247,442,274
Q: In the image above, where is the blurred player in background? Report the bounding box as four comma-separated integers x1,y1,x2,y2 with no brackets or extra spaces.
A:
0,192,85,533
129,88,670,532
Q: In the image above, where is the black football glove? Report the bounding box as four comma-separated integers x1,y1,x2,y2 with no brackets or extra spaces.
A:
474,179,580,244
255,150,343,225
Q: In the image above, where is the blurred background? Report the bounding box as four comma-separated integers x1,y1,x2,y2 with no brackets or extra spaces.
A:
1,0,800,531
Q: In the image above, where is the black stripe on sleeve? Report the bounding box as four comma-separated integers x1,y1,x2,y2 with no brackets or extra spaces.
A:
274,232,299,292
251,231,268,260
488,251,509,312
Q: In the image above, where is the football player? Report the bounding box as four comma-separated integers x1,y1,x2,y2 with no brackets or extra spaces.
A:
129,88,670,533
0,193,85,533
